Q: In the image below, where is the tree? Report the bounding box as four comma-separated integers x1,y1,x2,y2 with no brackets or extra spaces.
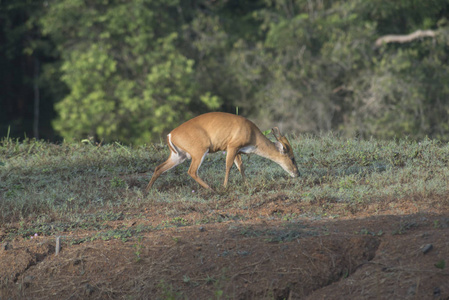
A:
3,0,449,142
41,0,220,144
0,0,60,140
351,0,449,139
226,0,376,133
219,0,449,140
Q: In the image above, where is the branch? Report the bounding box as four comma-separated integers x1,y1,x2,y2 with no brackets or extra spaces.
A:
374,29,437,48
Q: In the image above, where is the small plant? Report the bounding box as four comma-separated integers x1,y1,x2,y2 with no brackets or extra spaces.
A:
433,220,440,228
358,228,371,235
338,176,356,191
282,213,298,221
133,236,144,262
214,289,224,299
171,217,189,227
392,221,418,235
182,275,191,284
434,259,446,270
205,275,216,285
110,176,126,188
94,228,134,242
157,280,182,300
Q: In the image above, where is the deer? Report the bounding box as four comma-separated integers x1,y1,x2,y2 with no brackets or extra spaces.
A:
146,112,299,192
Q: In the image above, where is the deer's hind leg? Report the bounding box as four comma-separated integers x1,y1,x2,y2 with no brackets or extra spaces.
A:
146,148,187,191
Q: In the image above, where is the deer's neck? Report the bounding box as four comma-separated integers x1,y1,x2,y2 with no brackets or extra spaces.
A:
254,134,280,162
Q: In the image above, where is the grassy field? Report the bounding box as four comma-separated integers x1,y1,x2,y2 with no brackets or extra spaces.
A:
1,133,448,237
1,134,449,299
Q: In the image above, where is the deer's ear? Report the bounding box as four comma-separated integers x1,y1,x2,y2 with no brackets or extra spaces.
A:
271,127,282,140
275,141,288,154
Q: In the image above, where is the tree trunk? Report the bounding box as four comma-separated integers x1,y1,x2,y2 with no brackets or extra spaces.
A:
33,57,40,139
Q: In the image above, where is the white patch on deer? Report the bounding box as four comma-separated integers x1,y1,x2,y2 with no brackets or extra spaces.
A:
196,149,209,175
239,145,256,154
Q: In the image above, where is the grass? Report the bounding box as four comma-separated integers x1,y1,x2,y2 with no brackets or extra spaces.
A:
1,133,449,239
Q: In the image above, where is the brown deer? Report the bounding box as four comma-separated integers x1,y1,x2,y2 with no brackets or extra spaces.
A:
146,112,299,191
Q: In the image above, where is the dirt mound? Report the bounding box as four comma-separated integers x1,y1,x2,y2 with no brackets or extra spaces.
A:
1,213,449,299
307,221,449,300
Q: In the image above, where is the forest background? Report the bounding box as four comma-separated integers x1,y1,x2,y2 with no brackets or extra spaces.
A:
1,0,449,144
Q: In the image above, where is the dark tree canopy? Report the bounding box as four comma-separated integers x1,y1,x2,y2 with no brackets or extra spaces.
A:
1,0,449,142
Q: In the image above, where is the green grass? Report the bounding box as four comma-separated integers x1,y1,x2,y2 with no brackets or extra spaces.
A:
1,134,449,238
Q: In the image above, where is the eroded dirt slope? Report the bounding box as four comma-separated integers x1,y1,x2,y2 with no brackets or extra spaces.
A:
1,202,449,299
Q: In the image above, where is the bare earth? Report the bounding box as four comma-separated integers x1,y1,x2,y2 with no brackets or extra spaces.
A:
1,194,449,299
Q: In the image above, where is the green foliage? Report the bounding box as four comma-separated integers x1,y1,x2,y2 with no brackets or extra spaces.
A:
211,0,449,140
41,0,220,143
2,0,449,142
